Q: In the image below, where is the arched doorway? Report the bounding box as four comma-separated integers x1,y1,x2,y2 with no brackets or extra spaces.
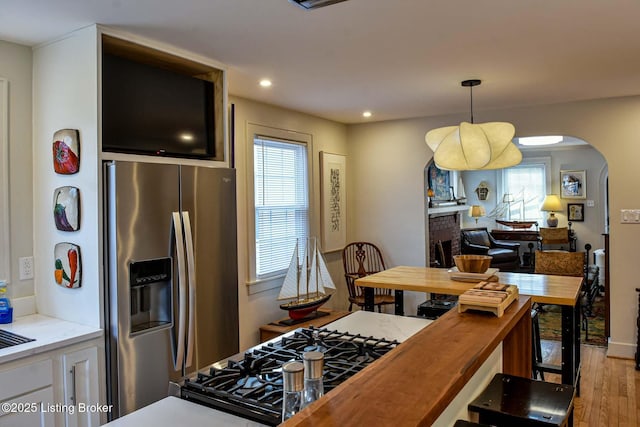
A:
424,135,610,342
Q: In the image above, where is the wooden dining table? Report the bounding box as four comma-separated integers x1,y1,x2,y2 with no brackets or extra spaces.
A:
356,266,583,388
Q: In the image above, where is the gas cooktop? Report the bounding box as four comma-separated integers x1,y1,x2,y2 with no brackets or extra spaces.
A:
181,326,399,425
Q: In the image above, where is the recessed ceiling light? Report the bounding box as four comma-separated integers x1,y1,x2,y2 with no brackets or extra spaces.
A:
362,111,372,118
259,79,272,88
517,136,563,146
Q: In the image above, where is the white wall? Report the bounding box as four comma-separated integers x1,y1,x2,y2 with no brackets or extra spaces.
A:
348,96,640,358
345,120,433,311
0,40,34,308
32,27,101,327
231,96,348,349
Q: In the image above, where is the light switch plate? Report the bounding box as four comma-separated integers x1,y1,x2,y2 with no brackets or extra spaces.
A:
621,209,640,223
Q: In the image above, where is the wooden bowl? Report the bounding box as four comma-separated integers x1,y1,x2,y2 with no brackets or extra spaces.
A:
453,255,492,273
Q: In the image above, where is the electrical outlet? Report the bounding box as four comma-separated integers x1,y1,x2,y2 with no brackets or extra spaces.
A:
586,200,595,207
19,256,34,280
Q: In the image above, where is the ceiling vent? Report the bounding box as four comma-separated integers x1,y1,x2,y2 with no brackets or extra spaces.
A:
289,0,349,10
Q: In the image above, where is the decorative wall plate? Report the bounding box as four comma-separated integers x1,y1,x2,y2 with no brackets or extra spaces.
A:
54,242,81,288
52,129,80,174
53,186,80,231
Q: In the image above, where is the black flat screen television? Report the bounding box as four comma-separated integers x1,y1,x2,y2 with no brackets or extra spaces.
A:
102,52,216,159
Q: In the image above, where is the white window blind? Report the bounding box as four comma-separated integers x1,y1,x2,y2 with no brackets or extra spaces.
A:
254,136,308,278
503,163,547,222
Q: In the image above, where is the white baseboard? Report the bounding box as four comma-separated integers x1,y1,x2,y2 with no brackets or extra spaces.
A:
606,339,636,359
12,295,36,317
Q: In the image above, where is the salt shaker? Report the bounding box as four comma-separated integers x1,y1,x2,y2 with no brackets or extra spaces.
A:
282,361,304,422
301,351,324,408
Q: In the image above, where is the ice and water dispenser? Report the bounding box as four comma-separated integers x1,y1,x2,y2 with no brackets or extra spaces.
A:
129,258,172,334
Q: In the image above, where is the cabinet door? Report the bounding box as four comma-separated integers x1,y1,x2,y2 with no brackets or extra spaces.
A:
62,346,100,427
0,387,55,427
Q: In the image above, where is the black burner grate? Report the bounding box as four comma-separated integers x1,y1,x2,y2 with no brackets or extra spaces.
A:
0,329,35,349
182,326,398,426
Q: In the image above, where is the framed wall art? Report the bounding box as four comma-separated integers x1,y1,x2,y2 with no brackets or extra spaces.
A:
560,169,586,199
427,163,452,201
320,152,346,252
54,242,81,288
568,203,585,222
53,186,80,231
52,128,80,174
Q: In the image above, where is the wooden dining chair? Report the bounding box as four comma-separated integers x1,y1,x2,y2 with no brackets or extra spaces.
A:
342,242,394,312
534,250,585,277
533,249,587,379
538,226,576,252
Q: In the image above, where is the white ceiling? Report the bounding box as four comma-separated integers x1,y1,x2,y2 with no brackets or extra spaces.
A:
2,0,640,124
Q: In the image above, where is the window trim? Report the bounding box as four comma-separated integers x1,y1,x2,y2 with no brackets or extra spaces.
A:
246,123,313,293
0,79,9,282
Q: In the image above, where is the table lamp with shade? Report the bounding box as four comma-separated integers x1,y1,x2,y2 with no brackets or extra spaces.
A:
540,194,562,227
468,205,486,224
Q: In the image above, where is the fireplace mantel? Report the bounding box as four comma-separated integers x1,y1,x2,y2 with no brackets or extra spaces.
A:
428,205,469,217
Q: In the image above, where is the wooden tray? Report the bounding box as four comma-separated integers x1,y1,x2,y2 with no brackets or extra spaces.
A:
448,267,499,282
458,282,519,317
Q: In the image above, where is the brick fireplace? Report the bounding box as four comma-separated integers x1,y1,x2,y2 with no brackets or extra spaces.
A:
429,212,462,268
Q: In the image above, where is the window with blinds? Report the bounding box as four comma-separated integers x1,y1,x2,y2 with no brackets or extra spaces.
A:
254,136,309,278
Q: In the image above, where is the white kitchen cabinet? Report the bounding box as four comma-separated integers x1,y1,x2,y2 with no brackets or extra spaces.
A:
0,337,102,427
61,346,100,427
0,359,55,427
0,387,56,427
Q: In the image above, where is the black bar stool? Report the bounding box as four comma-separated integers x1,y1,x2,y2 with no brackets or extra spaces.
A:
531,307,544,380
454,420,489,427
468,374,574,426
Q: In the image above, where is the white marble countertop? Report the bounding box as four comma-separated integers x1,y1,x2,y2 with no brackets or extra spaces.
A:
105,397,266,427
325,310,433,342
0,314,103,364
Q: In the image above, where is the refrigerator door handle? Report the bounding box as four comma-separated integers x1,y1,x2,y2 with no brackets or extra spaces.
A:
172,212,187,371
182,211,196,369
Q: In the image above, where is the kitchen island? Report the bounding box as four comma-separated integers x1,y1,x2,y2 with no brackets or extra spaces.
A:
103,299,530,426
283,296,531,427
104,311,433,426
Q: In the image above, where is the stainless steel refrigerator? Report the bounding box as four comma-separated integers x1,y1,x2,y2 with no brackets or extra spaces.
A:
103,160,239,420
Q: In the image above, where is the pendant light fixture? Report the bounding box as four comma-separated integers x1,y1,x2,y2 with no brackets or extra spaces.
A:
425,80,522,171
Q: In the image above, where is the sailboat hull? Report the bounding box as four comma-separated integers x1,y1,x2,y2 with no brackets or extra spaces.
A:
495,219,538,229
280,294,332,320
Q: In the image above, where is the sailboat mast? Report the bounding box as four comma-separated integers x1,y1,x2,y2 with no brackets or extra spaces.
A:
315,242,319,298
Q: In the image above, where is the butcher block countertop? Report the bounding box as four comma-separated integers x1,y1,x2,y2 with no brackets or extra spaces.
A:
282,296,532,427
356,266,581,306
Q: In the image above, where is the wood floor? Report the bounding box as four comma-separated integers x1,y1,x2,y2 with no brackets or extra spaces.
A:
541,340,640,426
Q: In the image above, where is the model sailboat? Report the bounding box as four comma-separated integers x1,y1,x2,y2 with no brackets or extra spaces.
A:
278,237,336,320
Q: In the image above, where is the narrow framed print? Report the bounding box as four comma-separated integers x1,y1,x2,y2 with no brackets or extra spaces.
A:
320,152,346,253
